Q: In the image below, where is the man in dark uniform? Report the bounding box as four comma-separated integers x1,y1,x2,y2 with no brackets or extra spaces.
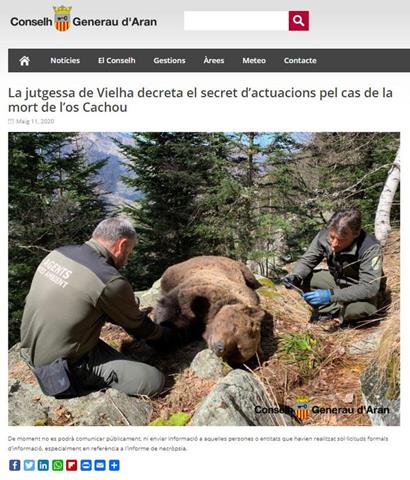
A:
21,217,173,397
283,209,385,325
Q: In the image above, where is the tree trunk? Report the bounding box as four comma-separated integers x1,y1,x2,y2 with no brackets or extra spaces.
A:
375,148,400,247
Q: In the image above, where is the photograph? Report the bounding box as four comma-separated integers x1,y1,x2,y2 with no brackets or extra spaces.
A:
8,131,400,427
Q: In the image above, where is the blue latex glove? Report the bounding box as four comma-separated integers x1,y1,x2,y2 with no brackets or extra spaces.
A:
303,289,331,305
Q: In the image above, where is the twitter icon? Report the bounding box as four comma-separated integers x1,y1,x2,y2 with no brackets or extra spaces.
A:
24,460,35,471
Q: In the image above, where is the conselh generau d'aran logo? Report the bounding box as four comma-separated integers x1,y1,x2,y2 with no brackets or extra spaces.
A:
10,6,158,30
54,5,72,32
295,396,310,421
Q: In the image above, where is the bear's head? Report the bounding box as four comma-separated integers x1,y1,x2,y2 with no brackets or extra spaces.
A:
203,304,264,364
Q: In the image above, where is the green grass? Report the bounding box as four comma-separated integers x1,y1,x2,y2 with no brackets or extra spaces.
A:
278,332,321,380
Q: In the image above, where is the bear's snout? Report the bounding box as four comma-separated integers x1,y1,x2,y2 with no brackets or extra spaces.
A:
210,340,225,356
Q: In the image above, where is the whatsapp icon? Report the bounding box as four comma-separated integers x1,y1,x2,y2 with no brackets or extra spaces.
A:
52,460,64,471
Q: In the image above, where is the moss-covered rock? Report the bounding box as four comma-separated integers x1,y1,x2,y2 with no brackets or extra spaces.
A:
257,287,280,299
135,279,162,308
255,276,279,299
149,412,191,426
190,349,232,379
256,276,276,288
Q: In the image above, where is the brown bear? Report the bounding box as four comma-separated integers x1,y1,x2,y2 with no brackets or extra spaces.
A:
154,256,265,364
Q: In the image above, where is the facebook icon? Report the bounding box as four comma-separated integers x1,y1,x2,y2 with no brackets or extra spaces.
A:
9,460,21,471
38,460,49,471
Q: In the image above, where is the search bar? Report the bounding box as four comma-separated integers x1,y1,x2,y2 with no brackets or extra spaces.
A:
184,11,309,31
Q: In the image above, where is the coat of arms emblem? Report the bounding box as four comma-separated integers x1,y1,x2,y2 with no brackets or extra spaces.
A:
53,6,72,32
295,396,310,421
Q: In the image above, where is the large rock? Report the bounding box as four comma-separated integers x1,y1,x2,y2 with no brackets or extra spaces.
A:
134,279,162,308
9,343,154,426
8,379,153,426
190,349,232,380
360,361,400,426
191,369,297,426
8,381,49,426
347,331,383,355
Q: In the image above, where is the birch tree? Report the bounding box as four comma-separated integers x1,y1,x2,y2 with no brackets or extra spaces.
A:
375,147,401,247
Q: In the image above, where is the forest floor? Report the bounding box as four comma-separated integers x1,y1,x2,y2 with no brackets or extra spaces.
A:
104,230,400,426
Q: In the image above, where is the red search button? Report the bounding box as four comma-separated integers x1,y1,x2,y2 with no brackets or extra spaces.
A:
289,11,309,31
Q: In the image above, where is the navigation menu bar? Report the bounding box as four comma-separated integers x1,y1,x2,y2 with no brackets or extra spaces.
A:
9,49,410,72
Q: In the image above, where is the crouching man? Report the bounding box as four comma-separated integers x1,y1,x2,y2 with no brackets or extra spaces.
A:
20,217,174,398
283,208,386,326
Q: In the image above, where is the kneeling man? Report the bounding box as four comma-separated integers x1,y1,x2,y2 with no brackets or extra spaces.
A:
283,208,385,325
21,217,173,398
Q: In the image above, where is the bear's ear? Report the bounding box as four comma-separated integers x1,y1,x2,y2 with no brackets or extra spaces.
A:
248,319,261,336
239,263,262,289
177,287,199,320
153,296,177,324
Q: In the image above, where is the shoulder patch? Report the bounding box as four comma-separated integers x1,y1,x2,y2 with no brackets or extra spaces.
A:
371,256,381,270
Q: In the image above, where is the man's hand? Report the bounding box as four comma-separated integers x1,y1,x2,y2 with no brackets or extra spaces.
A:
141,306,153,316
146,323,180,351
303,289,331,305
282,274,303,289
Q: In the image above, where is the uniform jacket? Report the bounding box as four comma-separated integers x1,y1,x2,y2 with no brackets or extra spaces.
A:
20,239,160,367
292,229,384,303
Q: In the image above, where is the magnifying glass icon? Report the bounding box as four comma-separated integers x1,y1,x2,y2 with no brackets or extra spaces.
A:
292,14,305,27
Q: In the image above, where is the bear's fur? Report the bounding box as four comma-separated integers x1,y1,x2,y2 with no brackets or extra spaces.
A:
154,256,265,363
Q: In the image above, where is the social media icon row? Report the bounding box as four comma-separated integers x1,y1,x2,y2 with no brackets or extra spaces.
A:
9,459,120,471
